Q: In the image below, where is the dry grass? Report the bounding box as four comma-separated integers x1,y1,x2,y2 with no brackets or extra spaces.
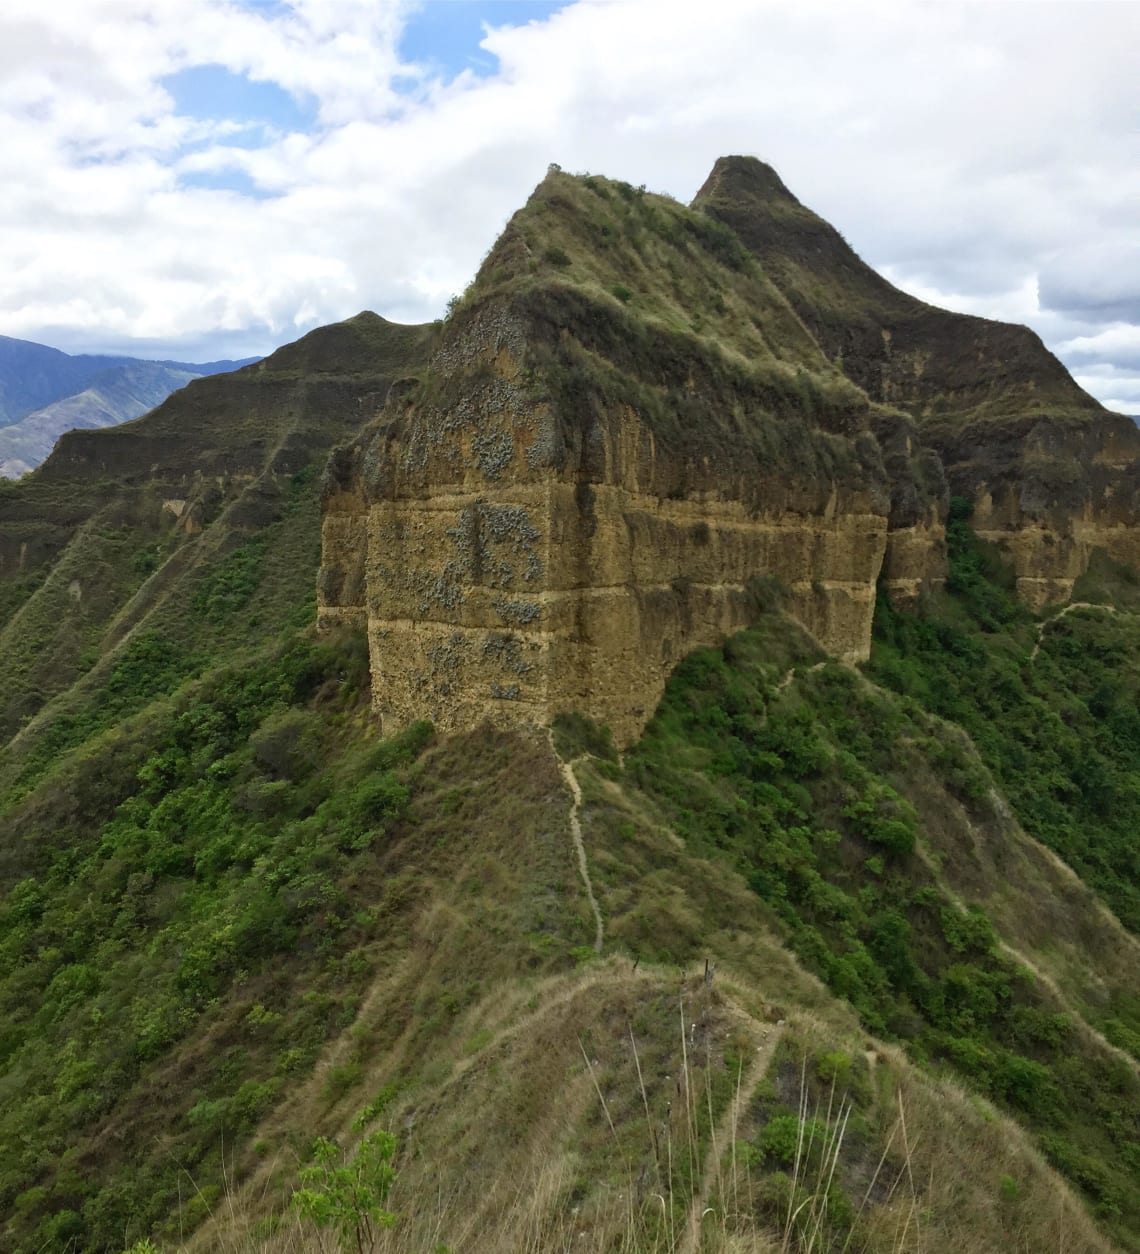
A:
128,741,1120,1254
169,980,1114,1254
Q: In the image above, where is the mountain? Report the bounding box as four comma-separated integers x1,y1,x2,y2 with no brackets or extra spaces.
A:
0,162,1138,1254
0,312,436,739
0,335,257,477
692,157,1140,608
320,161,1138,744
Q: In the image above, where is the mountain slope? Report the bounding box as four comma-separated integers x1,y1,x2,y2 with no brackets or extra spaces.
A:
691,156,1101,427
0,335,137,424
0,311,436,764
0,363,201,478
0,336,257,477
0,158,1138,1254
692,155,1140,609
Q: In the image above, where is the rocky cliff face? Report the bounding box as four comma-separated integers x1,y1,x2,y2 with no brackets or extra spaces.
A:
319,171,943,745
694,155,1140,608
937,412,1140,606
320,159,1140,745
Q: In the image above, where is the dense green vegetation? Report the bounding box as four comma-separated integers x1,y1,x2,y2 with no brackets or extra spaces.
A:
871,499,1140,934
624,595,1140,1247
0,629,430,1251
1,463,328,801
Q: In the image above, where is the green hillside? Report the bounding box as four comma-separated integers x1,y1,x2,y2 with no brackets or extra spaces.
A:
1,523,1137,1252
0,312,436,754
1,165,1138,1254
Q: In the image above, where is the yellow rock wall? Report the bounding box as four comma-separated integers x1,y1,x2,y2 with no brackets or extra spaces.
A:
319,384,893,747
342,486,887,747
935,414,1140,609
316,308,953,747
973,501,1140,609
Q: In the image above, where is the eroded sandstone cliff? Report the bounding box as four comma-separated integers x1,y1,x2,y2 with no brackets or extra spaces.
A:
319,170,942,745
319,159,1139,743
695,155,1140,606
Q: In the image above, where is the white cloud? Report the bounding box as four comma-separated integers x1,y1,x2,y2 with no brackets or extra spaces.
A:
0,0,1136,414
1060,325,1140,368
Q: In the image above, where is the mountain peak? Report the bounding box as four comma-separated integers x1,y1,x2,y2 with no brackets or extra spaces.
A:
694,154,800,209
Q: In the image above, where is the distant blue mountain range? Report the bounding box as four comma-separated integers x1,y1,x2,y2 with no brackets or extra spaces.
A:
0,336,258,478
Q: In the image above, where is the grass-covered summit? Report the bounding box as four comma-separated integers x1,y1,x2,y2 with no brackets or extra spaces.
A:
693,155,1104,428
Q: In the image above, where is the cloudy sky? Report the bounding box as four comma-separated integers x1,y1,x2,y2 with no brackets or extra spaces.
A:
1,0,1137,410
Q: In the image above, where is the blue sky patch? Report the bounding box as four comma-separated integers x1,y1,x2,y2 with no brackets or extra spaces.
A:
178,167,273,199
162,63,316,136
400,1,569,82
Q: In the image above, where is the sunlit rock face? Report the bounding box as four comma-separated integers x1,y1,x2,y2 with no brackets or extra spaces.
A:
320,158,1140,745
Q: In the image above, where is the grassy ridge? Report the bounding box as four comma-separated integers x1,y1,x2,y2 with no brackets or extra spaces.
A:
0,313,435,749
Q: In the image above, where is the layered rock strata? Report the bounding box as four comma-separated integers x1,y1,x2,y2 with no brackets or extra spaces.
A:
320,159,1139,744
936,413,1140,606
320,241,915,746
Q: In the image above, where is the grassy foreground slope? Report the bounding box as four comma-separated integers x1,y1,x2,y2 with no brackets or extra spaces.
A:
3,517,1139,1251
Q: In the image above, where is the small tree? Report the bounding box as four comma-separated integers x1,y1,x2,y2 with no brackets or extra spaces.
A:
292,1131,397,1254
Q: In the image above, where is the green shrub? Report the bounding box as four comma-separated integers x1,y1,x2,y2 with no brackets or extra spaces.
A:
756,1113,827,1166
250,708,321,780
815,1049,852,1089
292,1131,397,1251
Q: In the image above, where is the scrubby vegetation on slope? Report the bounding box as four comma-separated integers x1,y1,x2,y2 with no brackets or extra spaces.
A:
0,631,423,1249
0,626,593,1252
693,156,1102,427
870,500,1140,939
436,168,892,500
617,606,1140,1248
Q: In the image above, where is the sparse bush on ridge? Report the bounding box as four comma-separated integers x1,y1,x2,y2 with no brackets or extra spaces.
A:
292,1130,397,1253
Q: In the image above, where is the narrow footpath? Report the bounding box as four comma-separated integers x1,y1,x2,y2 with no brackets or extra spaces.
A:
679,1018,785,1254
1029,601,1116,662
551,737,604,952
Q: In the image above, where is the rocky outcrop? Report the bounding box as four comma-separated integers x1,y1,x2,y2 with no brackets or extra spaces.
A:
932,412,1140,606
319,325,890,744
318,160,1138,744
319,172,943,745
694,155,1140,607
